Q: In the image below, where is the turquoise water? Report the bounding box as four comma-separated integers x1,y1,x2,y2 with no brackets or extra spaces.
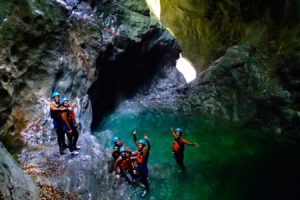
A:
96,110,300,200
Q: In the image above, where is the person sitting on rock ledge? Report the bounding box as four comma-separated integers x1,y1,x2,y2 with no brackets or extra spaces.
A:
61,97,80,156
50,91,68,155
114,146,137,185
171,128,198,172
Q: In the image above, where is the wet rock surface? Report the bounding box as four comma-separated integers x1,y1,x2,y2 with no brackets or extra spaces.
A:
179,45,300,133
121,45,300,134
0,0,179,199
1,0,300,199
160,0,300,69
19,133,127,200
0,143,39,200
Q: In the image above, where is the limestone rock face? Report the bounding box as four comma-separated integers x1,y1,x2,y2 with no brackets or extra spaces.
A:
0,0,179,199
123,45,299,134
181,45,300,133
0,143,39,200
160,0,300,69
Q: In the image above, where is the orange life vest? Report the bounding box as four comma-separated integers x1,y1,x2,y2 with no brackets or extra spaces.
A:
50,102,63,121
68,109,76,121
136,151,144,164
172,138,184,153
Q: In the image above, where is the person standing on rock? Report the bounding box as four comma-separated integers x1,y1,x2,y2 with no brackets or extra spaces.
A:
50,92,68,155
61,97,80,155
171,128,198,172
132,130,151,197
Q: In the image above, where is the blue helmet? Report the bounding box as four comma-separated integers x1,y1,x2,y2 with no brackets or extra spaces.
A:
51,91,60,98
119,146,126,153
61,97,69,104
138,139,146,146
112,136,120,144
176,128,183,133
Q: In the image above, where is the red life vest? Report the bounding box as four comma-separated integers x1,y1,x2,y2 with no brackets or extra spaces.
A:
172,138,184,153
136,151,144,164
120,157,133,170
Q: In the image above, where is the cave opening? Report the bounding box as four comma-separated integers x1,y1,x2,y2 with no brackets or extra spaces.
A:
88,39,179,130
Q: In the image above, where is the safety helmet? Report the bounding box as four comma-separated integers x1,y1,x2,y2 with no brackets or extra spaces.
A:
176,128,183,133
138,139,146,146
61,97,69,104
119,146,126,153
112,136,120,144
51,91,60,98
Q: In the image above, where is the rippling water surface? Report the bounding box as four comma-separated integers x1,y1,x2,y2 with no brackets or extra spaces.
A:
96,110,300,200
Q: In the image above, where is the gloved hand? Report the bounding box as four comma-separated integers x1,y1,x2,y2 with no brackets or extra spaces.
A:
143,133,149,140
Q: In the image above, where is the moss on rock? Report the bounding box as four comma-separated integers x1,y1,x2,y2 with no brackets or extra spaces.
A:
159,0,300,69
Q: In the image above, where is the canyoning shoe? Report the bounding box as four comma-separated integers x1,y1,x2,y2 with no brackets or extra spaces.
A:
73,146,81,150
60,149,66,155
71,151,79,156
141,190,148,198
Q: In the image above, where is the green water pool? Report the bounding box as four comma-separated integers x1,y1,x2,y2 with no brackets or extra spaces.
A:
96,110,300,200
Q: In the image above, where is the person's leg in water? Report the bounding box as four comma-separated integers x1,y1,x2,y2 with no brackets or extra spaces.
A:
138,164,149,197
174,151,186,172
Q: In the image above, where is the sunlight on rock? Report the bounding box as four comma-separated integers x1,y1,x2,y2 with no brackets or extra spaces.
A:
146,0,161,20
176,54,196,83
166,27,175,37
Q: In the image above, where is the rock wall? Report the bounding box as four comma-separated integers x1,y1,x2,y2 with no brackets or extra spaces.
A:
160,0,300,69
0,0,180,199
1,0,299,198
121,45,300,134
179,45,300,134
0,143,39,200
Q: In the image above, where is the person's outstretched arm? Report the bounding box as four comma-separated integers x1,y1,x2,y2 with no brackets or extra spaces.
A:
133,130,138,146
182,138,198,147
171,128,177,138
144,133,151,151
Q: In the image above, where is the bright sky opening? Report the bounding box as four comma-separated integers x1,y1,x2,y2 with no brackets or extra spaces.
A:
146,0,161,20
176,54,197,83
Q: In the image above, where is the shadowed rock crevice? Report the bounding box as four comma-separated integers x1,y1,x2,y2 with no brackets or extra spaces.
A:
89,39,179,129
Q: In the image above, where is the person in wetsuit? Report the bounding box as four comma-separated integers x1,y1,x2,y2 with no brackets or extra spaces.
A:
132,130,151,197
171,128,198,172
61,97,80,155
50,92,68,155
114,146,137,184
